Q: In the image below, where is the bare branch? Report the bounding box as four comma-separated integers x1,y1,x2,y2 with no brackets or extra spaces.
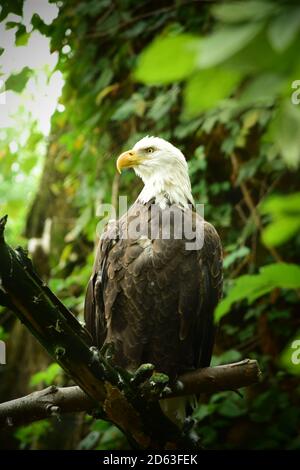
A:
0,386,97,429
172,359,261,396
0,359,261,429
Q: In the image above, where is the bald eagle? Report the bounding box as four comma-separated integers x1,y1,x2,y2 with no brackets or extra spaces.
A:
84,136,222,417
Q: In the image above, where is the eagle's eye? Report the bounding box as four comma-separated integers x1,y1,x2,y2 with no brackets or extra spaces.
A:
146,147,154,154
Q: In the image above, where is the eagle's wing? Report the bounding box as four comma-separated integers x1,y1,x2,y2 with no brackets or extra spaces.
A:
150,210,222,371
195,220,223,368
167,216,222,370
84,222,116,349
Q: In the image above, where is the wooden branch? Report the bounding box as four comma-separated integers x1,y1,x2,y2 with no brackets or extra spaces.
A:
0,359,261,429
170,359,261,396
0,386,97,429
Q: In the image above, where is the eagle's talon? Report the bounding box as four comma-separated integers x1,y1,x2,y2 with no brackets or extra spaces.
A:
130,363,155,386
115,366,133,383
137,371,170,399
182,416,195,436
160,386,172,397
149,372,169,387
100,342,115,361
89,346,100,364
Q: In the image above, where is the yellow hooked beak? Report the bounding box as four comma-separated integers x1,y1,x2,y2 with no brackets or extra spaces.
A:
116,149,143,174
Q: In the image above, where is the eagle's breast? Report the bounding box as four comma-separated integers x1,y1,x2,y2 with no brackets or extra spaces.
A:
84,201,222,378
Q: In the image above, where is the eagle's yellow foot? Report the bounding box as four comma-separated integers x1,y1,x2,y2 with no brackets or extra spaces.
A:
130,363,155,386
149,372,169,388
139,371,170,400
100,342,115,361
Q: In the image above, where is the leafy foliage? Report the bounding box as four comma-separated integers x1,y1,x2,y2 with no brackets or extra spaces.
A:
5,67,32,93
261,192,300,246
135,34,199,84
0,0,23,22
30,363,63,388
216,263,300,320
14,420,51,449
78,420,128,450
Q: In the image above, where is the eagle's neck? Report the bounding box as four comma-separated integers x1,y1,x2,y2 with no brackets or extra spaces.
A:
136,169,194,209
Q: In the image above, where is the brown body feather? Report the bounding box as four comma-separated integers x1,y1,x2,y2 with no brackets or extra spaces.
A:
84,200,222,378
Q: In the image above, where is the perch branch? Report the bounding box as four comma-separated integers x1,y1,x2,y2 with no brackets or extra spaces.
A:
0,359,261,429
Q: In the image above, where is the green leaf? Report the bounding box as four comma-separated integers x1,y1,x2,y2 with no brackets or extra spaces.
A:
223,246,250,269
250,390,277,423
212,1,275,24
5,67,32,93
267,100,300,168
0,325,8,341
15,25,30,47
260,192,300,246
111,94,146,121
261,192,300,216
215,263,300,321
15,420,51,446
31,13,49,35
193,403,217,421
147,86,179,120
268,8,300,52
239,73,284,106
236,154,263,184
91,420,111,432
77,431,100,450
0,0,23,21
184,67,241,115
95,67,113,94
135,34,199,84
218,394,247,418
211,349,242,366
65,206,92,242
30,363,63,387
197,23,262,68
6,21,21,30
262,217,300,247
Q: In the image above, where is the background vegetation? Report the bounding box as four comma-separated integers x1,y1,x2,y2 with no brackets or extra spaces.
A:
0,0,299,450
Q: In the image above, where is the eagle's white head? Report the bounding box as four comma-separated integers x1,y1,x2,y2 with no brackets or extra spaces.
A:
116,136,194,209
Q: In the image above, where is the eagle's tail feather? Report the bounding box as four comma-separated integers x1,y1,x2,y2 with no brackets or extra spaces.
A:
159,395,197,428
